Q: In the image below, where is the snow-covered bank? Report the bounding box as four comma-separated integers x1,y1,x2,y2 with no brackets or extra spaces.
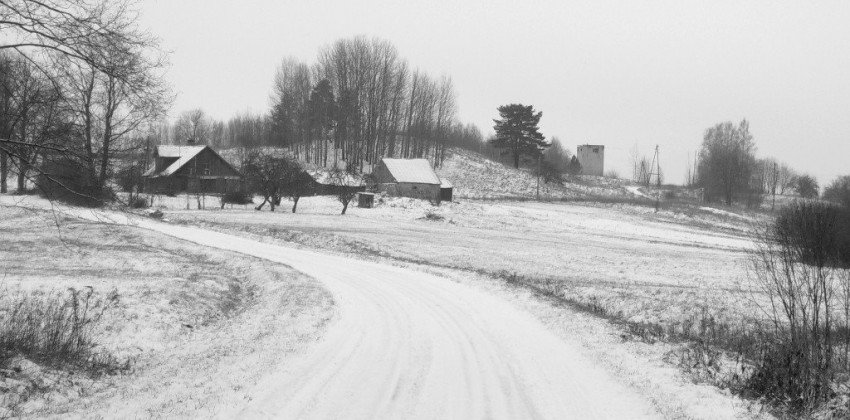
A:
0,201,334,418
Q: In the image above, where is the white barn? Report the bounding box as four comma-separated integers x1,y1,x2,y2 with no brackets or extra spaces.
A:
577,144,605,176
372,158,445,202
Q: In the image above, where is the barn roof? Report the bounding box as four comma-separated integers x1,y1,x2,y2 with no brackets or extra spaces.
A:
143,145,239,178
380,159,441,185
440,178,453,188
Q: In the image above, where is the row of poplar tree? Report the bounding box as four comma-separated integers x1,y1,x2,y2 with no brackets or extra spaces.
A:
156,36,487,171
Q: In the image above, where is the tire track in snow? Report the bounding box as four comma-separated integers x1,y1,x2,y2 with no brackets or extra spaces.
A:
30,204,662,419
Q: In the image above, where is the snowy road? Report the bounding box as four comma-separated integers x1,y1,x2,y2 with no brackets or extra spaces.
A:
8,199,660,419
121,219,658,420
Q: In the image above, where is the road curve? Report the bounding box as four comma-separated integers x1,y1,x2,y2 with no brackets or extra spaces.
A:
52,205,661,420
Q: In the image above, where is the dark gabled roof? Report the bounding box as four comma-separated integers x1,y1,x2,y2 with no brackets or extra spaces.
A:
143,145,239,178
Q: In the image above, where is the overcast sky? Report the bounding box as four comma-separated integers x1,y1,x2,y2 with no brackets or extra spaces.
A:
141,0,850,186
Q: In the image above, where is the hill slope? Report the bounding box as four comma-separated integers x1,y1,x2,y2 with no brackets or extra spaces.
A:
436,148,640,200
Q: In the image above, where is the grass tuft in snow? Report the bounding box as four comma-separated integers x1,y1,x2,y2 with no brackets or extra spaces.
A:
0,287,129,375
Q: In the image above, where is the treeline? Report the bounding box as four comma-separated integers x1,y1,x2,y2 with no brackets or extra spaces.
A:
693,119,833,207
158,36,485,169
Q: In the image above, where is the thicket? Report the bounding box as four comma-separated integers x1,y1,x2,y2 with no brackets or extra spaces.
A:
748,201,850,414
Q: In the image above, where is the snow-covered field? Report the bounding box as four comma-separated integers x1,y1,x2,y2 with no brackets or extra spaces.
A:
160,193,759,330
0,147,782,418
0,204,334,418
2,196,769,419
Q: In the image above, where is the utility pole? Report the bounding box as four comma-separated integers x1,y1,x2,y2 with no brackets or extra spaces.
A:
647,145,661,187
772,161,777,211
536,154,541,200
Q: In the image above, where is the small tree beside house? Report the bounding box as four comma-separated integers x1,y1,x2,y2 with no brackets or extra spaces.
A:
242,151,293,211
326,166,363,215
282,169,316,213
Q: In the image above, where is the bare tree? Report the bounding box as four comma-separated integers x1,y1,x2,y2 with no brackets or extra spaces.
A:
174,109,211,145
697,119,757,205
1,0,170,202
327,165,362,215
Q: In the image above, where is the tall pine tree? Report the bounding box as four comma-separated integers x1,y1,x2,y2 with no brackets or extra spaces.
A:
489,104,547,168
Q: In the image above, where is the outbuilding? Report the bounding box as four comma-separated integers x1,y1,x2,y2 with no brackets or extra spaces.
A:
576,144,605,176
440,178,453,202
143,145,241,194
372,158,445,203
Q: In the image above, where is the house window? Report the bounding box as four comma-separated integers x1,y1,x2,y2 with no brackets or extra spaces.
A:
201,163,210,175
593,147,599,153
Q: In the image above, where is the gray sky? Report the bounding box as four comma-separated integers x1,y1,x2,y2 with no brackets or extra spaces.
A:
141,0,850,186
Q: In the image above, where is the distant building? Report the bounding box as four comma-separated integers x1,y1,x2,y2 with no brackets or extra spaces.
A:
372,158,448,203
576,144,605,176
143,145,241,194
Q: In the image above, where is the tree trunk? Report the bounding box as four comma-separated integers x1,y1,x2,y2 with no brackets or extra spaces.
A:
513,151,520,169
292,196,299,213
16,158,27,193
0,150,7,193
341,200,349,215
255,196,268,211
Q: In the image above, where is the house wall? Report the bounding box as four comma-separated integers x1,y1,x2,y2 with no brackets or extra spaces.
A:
145,148,242,195
379,182,440,202
372,161,395,184
146,177,240,195
577,145,605,176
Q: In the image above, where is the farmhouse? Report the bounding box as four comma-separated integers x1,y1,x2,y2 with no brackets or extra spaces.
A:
577,144,605,176
372,158,448,202
143,145,241,194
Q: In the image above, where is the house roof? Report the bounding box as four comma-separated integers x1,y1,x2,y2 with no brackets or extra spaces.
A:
143,145,240,178
380,159,441,185
440,178,453,188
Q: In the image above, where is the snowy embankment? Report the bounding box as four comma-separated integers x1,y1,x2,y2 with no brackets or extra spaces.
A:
0,200,334,418
436,148,638,200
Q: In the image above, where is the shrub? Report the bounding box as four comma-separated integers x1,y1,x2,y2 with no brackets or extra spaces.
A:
748,200,850,413
220,190,254,207
37,157,105,207
114,164,144,194
130,196,149,209
824,175,850,208
0,287,124,373
774,201,850,268
421,208,445,221
604,170,620,179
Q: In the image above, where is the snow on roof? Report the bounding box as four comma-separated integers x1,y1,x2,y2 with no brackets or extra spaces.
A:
380,159,441,185
440,178,453,188
146,145,206,178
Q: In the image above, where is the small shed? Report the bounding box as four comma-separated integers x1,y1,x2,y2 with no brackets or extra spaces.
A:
357,192,375,208
372,158,443,202
440,178,453,202
143,145,241,194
